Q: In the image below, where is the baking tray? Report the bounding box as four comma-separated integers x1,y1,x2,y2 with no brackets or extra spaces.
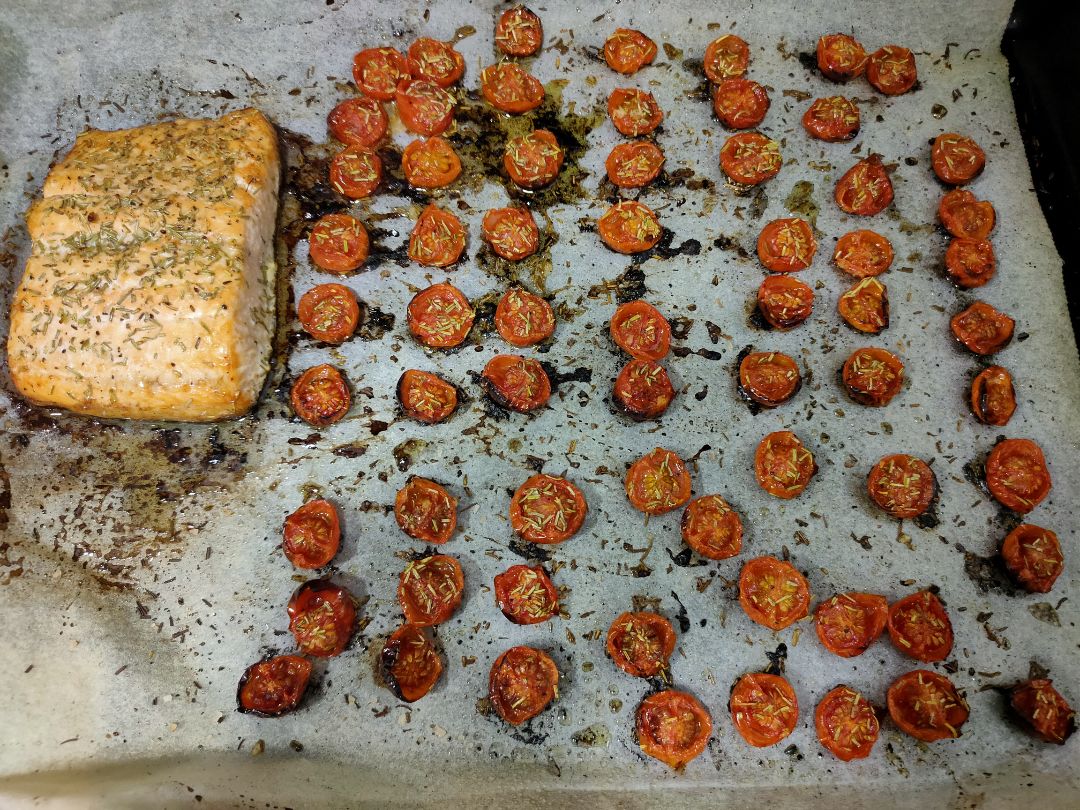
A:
0,1,1078,808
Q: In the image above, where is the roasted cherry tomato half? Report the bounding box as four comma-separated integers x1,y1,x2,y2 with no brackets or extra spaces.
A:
328,96,388,148
842,347,904,407
381,623,443,703
329,146,382,199
495,6,543,57
237,655,313,717
816,686,879,761
712,78,770,130
887,670,969,742
888,591,953,662
606,140,665,188
932,133,986,186
614,358,675,420
480,62,544,114
939,189,996,240
720,132,782,186
495,286,556,347
730,673,799,747
757,275,814,329
833,229,894,277
489,646,559,725
838,277,889,334
398,554,464,626
681,494,743,560
482,206,540,261
604,28,657,74
610,300,671,360
395,477,457,544
739,350,801,407
504,129,564,188
608,88,663,137
1001,524,1063,593
283,499,341,570
407,38,465,88
481,354,551,413
985,438,1051,513
945,237,995,289
397,369,459,424
703,33,749,82
407,282,474,349
755,431,816,499
494,564,559,624
352,46,409,101
408,204,466,268
607,611,676,677
739,555,811,630
290,364,350,427
867,45,918,95
625,447,692,515
835,155,893,216
757,217,816,272
509,473,587,544
637,690,713,769
867,454,936,519
308,213,370,274
815,592,888,658
599,200,662,254
1009,679,1076,745
401,136,462,189
287,579,357,658
816,34,867,81
802,95,860,142
950,301,1015,355
970,365,1016,426
396,78,456,136
297,283,361,343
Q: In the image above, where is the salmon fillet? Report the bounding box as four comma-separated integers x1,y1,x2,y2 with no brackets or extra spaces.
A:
7,108,280,421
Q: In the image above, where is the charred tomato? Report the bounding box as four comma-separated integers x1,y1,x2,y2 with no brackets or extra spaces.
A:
380,623,443,703
1009,679,1076,744
237,655,313,717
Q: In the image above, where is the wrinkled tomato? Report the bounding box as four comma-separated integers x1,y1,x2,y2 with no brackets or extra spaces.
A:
481,354,551,413
606,611,676,677
395,477,457,544
290,364,351,427
1009,679,1076,745
614,358,675,420
238,655,313,717
401,136,461,189
608,88,663,136
950,301,1014,355
738,555,811,630
738,350,801,407
398,554,464,626
407,282,473,349
308,213,370,274
835,155,893,216
939,189,996,240
842,347,904,407
867,45,918,95
495,287,556,347
482,206,540,261
504,129,564,188
606,140,665,188
1001,524,1063,593
329,146,382,199
605,28,657,74
757,217,816,272
495,6,543,57
408,203,467,267
757,275,814,329
610,300,671,360
730,673,798,747
494,564,559,624
396,78,456,136
945,237,995,289
985,438,1051,513
283,499,341,570
328,96,388,148
681,494,743,560
489,646,559,725
816,686,879,761
816,34,867,81
625,447,692,516
407,38,464,87
297,283,361,343
720,132,782,186
970,365,1016,426
637,690,712,769
287,579,357,658
838,277,889,334
887,591,953,662
352,47,409,100
712,78,770,129
397,369,459,424
802,95,860,142
932,133,986,186
833,229,894,277
887,670,969,742
867,454,936,519
381,623,443,703
703,33,749,82
509,473,587,544
599,200,662,254
755,430,816,498
815,592,888,658
480,62,544,114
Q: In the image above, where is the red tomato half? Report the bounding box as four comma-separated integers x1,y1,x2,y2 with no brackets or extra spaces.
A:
838,277,889,334
613,359,675,420
842,347,904,407
599,201,662,254
287,579,357,658
835,155,893,216
481,354,551,413
625,447,692,515
396,78,456,136
1001,524,1063,593
407,38,465,87
606,141,665,188
610,300,671,360
495,287,556,347
329,146,382,199
637,690,712,769
945,237,995,289
985,438,1051,513
816,686,879,761
950,301,1015,355
482,207,540,261
757,217,816,272
802,96,860,142
932,133,986,185
970,365,1016,426
757,275,814,329
352,47,409,100
495,6,543,57
283,499,341,569
939,190,996,240
1010,679,1076,744
606,611,676,677
833,229,894,277
328,96,388,148
397,369,459,424
509,474,587,544
401,136,461,189
681,495,743,560
888,591,953,662
238,655,313,717
480,63,544,114
867,46,917,95
290,364,350,427
408,204,467,268
720,132,782,185
297,283,361,343
395,477,457,544
738,555,811,630
604,28,657,74
755,431,816,498
398,554,464,626
712,79,770,129
703,34,749,82
489,646,559,725
504,129,564,188
494,565,559,624
887,670,969,742
738,351,801,407
308,213,370,274
817,34,867,81
381,624,443,703
867,454,936,519
815,592,888,658
407,282,474,349
731,673,798,747
608,88,663,136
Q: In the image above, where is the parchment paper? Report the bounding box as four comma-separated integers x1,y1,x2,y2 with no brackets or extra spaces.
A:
1,1,1078,808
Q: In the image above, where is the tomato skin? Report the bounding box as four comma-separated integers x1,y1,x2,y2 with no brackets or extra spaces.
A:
887,670,969,742
720,132,782,186
610,300,671,360
945,238,995,288
1009,679,1076,744
395,78,456,136
494,565,559,624
401,136,461,189
833,229,894,277
308,213,370,274
754,430,816,499
738,555,811,630
329,146,382,199
480,354,551,413
757,217,816,272
815,686,879,761
287,579,358,658
757,275,814,329
397,369,459,424
606,611,676,677
985,438,1051,514
1001,524,1063,593
297,283,361,344
608,88,664,136
738,351,801,407
712,79,770,129
599,200,662,254
888,591,953,662
613,358,675,420
838,277,889,334
395,477,457,544
480,62,545,114
509,474,587,544
802,96,860,142
504,129,564,188
816,34,867,81
866,45,918,95
950,301,1015,355
815,592,888,658
835,155,893,216
352,47,410,100
867,454,936,519
489,646,559,726
398,554,464,626
939,190,996,240
703,34,750,83
495,287,556,347
407,38,465,88
681,495,743,560
606,141,665,188
495,6,543,57
407,282,474,349
408,204,467,268
730,673,799,747
625,447,692,515
842,347,904,407
328,96,388,148
482,207,540,261
932,133,986,185
380,624,443,703
604,28,657,74
970,365,1016,426
283,499,341,570
637,690,713,769
290,364,351,427
237,655,313,717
